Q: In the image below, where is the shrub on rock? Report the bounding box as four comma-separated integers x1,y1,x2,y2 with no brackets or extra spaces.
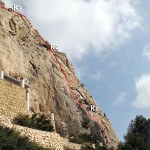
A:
13,113,54,132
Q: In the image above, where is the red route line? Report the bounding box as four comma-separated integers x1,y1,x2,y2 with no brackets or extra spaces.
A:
0,4,114,148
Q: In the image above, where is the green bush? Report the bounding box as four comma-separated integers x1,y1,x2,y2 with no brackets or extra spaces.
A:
69,133,109,149
0,125,51,150
81,144,109,150
80,83,85,87
13,114,54,132
81,144,95,150
69,133,95,144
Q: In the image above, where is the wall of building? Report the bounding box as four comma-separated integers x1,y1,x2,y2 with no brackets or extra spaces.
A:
0,80,26,118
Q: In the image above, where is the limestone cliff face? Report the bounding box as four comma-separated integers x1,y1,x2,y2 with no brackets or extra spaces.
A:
0,4,118,148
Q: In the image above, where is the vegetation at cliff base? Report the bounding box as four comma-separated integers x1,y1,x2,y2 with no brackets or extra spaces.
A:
69,133,95,144
0,125,51,150
117,115,150,150
13,113,54,132
69,133,109,150
81,144,109,150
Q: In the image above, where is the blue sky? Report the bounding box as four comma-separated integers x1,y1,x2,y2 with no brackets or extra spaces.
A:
4,0,150,141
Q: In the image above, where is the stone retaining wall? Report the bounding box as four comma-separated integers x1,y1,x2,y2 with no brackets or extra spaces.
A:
0,79,81,149
0,115,81,150
0,80,26,118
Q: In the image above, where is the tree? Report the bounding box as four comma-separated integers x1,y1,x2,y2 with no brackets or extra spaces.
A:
118,115,150,150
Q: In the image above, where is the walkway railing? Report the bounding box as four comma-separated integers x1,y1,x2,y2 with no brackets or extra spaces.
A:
0,71,30,88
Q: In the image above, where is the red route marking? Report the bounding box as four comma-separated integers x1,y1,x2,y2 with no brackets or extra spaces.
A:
0,4,114,148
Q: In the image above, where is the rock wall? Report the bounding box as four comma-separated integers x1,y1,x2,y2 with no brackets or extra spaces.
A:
0,115,81,150
0,4,119,149
0,80,26,118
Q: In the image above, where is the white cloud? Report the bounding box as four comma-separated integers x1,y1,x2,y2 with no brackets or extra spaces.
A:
133,74,150,109
75,66,102,80
108,60,119,68
4,0,13,7
74,65,89,80
74,66,85,80
112,92,127,106
89,71,102,80
143,44,150,61
5,0,140,61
